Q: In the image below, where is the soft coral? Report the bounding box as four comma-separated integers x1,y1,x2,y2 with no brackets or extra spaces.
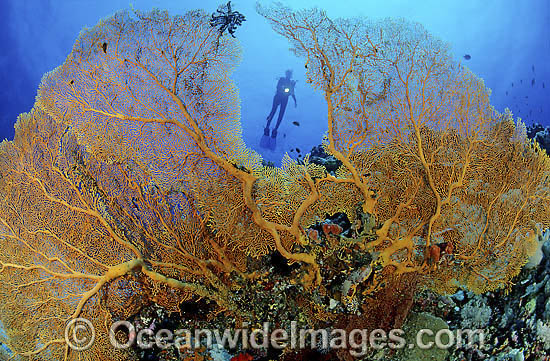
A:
230,352,254,361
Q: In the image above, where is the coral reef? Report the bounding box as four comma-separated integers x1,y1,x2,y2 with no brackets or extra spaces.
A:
0,4,549,361
442,231,550,360
528,123,550,154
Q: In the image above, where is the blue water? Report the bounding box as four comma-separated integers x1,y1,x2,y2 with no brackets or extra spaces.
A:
1,0,548,165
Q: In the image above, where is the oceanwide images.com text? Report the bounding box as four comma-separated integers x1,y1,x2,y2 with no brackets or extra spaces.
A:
65,318,486,356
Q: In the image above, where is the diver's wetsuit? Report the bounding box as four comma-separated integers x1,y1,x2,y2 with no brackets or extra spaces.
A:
265,76,296,137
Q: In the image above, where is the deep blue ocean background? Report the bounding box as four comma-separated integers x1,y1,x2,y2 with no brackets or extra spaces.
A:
1,0,548,165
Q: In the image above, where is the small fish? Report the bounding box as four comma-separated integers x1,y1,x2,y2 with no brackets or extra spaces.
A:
296,147,301,153
543,82,546,89
102,42,107,53
520,79,523,84
532,78,535,86
292,121,300,126
505,91,508,96
511,82,514,87
532,65,535,72
290,148,294,152
283,133,286,138
463,54,471,60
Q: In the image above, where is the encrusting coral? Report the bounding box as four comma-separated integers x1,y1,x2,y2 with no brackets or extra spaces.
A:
0,4,548,360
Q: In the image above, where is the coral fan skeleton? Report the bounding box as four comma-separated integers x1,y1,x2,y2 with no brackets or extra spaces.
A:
0,3,548,360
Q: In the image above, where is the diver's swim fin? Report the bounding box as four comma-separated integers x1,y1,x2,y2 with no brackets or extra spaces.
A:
260,134,271,148
267,135,276,150
259,127,271,149
267,129,277,150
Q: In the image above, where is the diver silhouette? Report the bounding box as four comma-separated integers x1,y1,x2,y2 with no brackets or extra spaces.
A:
260,69,297,149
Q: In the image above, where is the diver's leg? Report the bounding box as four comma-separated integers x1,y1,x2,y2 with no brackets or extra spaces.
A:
272,96,288,137
266,95,279,127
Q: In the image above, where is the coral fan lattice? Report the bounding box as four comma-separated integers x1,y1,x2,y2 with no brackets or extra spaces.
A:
0,5,548,360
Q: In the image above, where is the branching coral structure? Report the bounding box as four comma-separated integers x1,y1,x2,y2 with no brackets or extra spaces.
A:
0,5,548,360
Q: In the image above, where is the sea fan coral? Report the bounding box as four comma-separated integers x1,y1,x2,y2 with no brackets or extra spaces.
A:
0,4,548,360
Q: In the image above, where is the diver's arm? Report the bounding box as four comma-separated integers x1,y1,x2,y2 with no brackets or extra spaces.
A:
291,80,297,106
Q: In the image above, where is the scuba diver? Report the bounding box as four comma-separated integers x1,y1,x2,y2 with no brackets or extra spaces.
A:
260,69,297,149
